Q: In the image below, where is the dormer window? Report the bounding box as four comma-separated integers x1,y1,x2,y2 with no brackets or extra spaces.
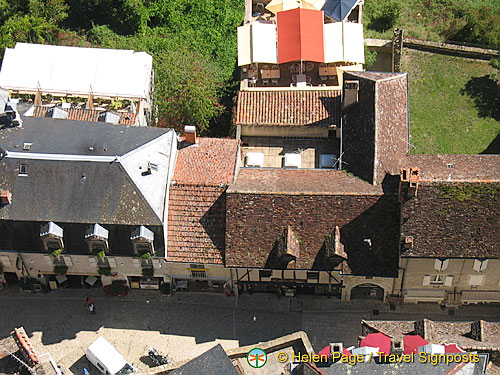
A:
274,225,300,267
324,226,348,268
131,226,155,256
40,222,64,255
434,258,449,272
85,224,109,257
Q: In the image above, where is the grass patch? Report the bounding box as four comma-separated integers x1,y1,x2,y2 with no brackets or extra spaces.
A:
402,50,500,154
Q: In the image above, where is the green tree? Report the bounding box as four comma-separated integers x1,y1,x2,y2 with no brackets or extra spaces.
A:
29,0,69,25
0,14,59,50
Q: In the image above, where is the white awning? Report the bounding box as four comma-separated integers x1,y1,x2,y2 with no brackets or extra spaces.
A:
238,25,252,66
343,22,365,63
324,22,365,64
238,23,278,66
252,23,278,64
0,43,153,99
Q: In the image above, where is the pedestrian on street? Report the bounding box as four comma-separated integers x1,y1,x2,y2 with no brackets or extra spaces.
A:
88,303,96,314
85,297,93,307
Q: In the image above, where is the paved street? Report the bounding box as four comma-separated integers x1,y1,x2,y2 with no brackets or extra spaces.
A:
0,288,498,374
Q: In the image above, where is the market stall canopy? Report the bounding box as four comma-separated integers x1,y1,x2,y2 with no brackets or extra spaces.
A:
277,8,325,64
266,0,303,14
360,333,391,355
403,335,428,355
444,343,465,354
238,23,278,66
324,22,365,63
0,43,153,99
322,0,359,21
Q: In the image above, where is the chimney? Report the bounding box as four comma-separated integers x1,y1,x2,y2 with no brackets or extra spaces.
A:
184,125,197,144
470,320,484,342
1,190,12,204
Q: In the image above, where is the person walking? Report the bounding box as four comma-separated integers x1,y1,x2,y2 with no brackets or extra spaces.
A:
88,303,96,314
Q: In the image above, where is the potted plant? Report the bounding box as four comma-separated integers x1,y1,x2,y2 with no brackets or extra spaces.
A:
53,265,68,275
92,248,106,260
139,251,151,260
49,248,62,258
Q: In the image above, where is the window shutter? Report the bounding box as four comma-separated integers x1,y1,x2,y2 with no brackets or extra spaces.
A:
107,257,116,268
434,259,441,271
480,259,488,271
63,256,73,267
444,276,453,286
0,255,12,267
441,259,449,271
423,275,431,286
473,259,481,272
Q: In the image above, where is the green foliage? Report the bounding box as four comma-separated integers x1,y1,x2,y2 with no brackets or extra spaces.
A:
452,5,500,47
440,183,500,202
98,266,112,276
141,267,154,278
0,14,58,49
50,248,62,257
364,0,500,47
109,99,123,110
53,264,68,275
29,0,69,25
92,248,106,260
364,44,378,68
365,0,401,32
139,251,151,260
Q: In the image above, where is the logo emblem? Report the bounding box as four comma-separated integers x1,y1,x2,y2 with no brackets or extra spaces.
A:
247,348,267,368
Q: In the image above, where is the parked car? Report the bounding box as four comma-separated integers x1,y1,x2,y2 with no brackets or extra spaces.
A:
86,337,135,375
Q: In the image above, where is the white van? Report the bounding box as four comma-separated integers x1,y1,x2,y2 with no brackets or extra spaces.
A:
86,337,135,375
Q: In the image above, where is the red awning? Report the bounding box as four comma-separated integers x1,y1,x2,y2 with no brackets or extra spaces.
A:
403,335,428,355
277,8,325,64
360,333,392,355
318,346,352,359
444,343,465,353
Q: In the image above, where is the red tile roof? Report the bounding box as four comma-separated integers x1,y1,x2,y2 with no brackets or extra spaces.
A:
32,106,137,125
227,168,386,195
166,137,239,264
166,185,225,264
235,89,341,126
406,154,500,182
173,138,240,185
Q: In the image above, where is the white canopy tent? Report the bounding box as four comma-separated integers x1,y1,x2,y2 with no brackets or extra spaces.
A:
323,22,365,63
0,43,153,100
238,23,278,66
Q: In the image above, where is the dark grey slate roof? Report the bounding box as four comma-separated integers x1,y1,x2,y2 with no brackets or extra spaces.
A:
171,345,237,375
0,115,168,156
0,158,161,225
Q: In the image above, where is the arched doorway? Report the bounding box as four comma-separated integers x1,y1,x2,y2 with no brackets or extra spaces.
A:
350,283,384,300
